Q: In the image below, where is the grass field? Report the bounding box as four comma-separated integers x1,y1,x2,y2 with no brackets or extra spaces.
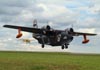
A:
0,51,100,70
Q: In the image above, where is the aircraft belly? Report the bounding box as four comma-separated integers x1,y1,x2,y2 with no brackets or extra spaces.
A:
37,37,49,44
60,36,73,45
33,33,73,46
49,38,62,46
35,36,61,46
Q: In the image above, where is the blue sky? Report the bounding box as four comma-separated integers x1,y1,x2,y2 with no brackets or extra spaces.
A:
0,0,100,53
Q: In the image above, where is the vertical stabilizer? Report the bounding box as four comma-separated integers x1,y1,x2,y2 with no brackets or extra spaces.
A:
33,19,38,28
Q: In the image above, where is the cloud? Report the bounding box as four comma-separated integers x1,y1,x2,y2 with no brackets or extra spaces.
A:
0,0,36,23
76,28,96,33
0,0,34,7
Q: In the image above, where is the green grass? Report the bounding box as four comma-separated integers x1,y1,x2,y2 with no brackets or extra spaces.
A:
0,51,100,70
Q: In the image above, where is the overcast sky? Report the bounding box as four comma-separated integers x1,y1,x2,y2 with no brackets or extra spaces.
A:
0,0,100,53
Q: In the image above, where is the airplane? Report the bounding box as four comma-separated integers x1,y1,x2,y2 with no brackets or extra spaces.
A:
3,20,97,49
19,38,31,44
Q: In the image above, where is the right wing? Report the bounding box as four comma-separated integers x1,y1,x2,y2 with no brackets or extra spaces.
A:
3,25,61,35
3,25,42,33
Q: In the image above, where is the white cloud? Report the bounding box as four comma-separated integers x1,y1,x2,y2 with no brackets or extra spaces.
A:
37,3,48,11
76,28,96,33
13,10,34,23
37,3,73,18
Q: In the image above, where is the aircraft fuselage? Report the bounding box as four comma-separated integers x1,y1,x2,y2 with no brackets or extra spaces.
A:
32,32,73,47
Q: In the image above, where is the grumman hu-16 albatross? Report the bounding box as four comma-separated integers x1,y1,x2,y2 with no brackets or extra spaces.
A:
3,20,97,49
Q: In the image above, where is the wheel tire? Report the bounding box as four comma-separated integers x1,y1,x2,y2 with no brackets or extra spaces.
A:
65,45,68,49
42,44,44,48
65,44,68,49
61,45,64,49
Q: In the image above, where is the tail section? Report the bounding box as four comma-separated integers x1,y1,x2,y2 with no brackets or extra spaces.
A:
33,19,38,28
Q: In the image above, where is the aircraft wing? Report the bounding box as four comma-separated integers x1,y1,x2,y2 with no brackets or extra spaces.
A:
3,25,97,36
3,25,60,35
72,32,97,44
73,32,97,36
3,25,42,33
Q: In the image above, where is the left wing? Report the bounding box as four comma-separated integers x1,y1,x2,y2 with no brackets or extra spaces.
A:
73,32,97,36
72,31,97,44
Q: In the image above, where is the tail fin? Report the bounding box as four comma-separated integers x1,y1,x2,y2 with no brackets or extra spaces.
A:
33,19,38,28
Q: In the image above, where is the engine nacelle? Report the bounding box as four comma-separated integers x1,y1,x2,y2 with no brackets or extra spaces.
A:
69,28,74,32
46,25,51,30
65,28,74,35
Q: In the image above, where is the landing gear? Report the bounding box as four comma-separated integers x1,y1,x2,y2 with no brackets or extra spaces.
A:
41,36,45,48
65,43,68,49
61,45,64,49
42,44,44,48
61,44,68,49
65,45,68,49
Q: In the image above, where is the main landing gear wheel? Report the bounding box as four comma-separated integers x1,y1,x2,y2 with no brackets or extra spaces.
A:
65,45,68,49
65,44,68,49
61,44,68,49
61,45,64,49
42,44,44,48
